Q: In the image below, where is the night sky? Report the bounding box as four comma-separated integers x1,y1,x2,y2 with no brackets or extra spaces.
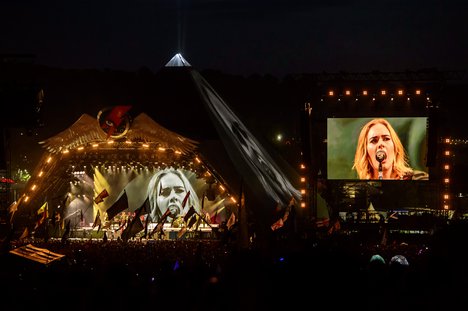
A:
2,0,468,78
3,0,468,172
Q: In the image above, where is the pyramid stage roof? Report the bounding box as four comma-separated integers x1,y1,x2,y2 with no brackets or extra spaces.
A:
12,111,234,236
11,54,301,244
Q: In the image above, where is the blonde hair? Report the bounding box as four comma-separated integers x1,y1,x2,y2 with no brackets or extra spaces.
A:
352,118,413,179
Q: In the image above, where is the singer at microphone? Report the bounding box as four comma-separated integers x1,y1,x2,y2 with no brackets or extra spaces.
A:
376,150,386,180
352,118,429,180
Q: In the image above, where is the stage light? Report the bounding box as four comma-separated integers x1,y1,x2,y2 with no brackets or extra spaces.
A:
328,91,334,96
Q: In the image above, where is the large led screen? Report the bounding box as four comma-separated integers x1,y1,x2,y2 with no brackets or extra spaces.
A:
327,117,428,180
64,166,231,227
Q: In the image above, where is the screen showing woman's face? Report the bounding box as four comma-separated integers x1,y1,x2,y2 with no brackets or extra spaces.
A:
157,172,187,216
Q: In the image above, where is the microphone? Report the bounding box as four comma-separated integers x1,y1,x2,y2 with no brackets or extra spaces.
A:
376,150,387,163
169,206,179,216
376,150,386,180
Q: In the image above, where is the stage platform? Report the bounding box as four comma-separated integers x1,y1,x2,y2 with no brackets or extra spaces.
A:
58,223,220,240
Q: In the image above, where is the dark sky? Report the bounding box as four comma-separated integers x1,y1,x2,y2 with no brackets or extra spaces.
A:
2,0,468,78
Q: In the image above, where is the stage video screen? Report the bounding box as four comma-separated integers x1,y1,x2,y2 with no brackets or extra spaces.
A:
66,167,230,227
327,117,428,180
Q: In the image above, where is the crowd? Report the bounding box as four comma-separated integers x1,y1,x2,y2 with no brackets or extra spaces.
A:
1,221,468,311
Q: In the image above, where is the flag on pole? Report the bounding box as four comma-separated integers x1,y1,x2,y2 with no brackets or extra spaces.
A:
177,227,188,239
183,206,196,223
226,212,236,230
191,70,302,207
93,210,102,229
34,202,48,230
150,208,171,238
121,205,145,242
94,189,109,204
271,218,284,231
19,227,29,240
182,190,190,209
187,214,198,229
8,196,24,223
106,190,129,221
61,220,71,243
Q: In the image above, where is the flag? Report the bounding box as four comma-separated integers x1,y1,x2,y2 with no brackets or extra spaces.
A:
205,212,211,224
177,227,188,239
106,190,129,221
8,196,23,223
388,212,398,220
316,218,330,228
181,190,190,209
226,212,236,230
194,214,204,230
187,215,198,229
149,208,171,238
191,70,301,207
34,202,48,230
327,219,341,235
138,198,150,238
37,201,48,216
121,205,145,242
61,220,71,243
271,218,284,231
19,227,29,240
94,189,109,204
183,206,196,223
93,210,102,229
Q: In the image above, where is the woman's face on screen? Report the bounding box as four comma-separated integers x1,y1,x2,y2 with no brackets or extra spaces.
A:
366,123,395,174
157,172,187,216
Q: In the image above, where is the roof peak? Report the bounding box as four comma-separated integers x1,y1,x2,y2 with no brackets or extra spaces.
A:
165,53,191,67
